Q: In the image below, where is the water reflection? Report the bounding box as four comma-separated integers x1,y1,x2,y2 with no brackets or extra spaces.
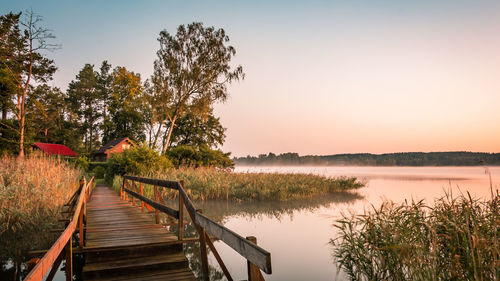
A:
167,190,364,280
0,226,60,281
196,191,363,221
173,191,364,281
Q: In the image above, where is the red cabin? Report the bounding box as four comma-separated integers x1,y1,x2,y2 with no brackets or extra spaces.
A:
33,143,78,157
91,137,135,162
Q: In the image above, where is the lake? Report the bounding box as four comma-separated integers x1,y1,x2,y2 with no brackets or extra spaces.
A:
8,166,497,281
199,166,499,281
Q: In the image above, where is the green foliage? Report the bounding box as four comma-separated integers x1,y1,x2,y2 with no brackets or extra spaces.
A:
106,144,172,182
103,66,146,143
0,11,58,156
235,152,500,166
67,64,102,153
332,192,500,281
75,154,90,171
88,161,108,171
92,165,106,179
168,110,226,148
150,22,244,152
166,145,234,169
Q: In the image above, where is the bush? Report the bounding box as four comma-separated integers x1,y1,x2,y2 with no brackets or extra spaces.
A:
166,145,234,169
106,144,173,182
88,161,108,172
75,154,90,171
92,165,106,179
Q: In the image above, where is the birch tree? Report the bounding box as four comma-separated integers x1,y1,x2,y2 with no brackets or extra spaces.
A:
151,22,244,153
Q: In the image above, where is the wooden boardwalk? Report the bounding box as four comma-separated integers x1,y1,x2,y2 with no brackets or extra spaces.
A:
82,184,196,281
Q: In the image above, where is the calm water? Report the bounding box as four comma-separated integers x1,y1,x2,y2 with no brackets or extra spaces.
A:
9,166,498,281
200,166,499,281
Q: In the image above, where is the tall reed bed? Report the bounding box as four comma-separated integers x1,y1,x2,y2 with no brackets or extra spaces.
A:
0,154,82,261
332,190,499,281
113,167,363,201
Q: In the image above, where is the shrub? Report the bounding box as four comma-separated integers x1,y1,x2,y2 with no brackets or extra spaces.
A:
106,144,172,182
166,145,234,169
75,154,90,171
88,161,108,171
92,165,106,179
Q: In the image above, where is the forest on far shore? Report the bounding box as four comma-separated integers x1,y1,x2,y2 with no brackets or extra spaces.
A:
234,151,500,166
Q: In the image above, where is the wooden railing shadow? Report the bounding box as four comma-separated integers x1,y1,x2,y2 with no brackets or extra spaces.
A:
122,175,272,281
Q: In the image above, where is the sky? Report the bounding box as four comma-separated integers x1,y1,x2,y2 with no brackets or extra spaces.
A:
2,0,500,156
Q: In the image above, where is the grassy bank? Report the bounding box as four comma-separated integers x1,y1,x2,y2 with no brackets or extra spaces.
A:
0,155,82,262
112,167,364,201
332,190,499,281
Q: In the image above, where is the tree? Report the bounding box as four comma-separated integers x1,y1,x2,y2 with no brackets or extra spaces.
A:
96,61,113,142
151,22,244,153
103,66,146,143
0,11,58,157
27,84,81,149
67,64,101,152
0,12,22,121
168,110,226,148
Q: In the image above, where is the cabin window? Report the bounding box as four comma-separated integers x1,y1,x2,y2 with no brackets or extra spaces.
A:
122,144,130,150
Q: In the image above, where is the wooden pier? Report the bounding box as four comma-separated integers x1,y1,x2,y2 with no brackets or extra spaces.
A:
82,184,195,280
24,176,272,281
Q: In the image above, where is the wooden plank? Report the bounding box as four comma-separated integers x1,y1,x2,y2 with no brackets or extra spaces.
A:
195,212,272,274
123,187,179,219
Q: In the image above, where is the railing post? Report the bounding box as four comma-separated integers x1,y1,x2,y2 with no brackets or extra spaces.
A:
246,236,265,281
178,180,184,240
154,185,159,224
198,209,209,281
79,179,86,249
79,206,84,249
121,179,124,200
65,236,72,281
140,182,144,212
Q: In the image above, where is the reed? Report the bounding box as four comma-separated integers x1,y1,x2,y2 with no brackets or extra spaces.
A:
332,190,500,281
0,154,82,261
112,167,364,201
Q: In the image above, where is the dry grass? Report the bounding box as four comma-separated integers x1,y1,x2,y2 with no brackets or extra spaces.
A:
0,154,82,260
112,167,364,201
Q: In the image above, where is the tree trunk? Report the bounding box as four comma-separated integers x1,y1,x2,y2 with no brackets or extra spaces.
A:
152,121,163,149
162,115,177,153
18,116,24,158
1,105,6,120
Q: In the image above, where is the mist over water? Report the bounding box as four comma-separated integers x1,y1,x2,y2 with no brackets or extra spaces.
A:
203,166,498,281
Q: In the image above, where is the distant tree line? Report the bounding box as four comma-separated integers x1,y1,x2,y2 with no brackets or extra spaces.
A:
0,11,242,166
235,152,500,166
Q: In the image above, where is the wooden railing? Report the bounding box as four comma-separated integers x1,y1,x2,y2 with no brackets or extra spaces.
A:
122,175,272,281
24,176,94,281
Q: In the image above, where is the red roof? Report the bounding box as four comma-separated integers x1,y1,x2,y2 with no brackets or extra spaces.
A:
33,143,78,157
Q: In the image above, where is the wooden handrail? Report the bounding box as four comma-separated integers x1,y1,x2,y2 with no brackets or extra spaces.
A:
24,177,94,281
122,175,272,280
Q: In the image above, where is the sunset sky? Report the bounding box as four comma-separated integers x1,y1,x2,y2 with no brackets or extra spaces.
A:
2,0,500,156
